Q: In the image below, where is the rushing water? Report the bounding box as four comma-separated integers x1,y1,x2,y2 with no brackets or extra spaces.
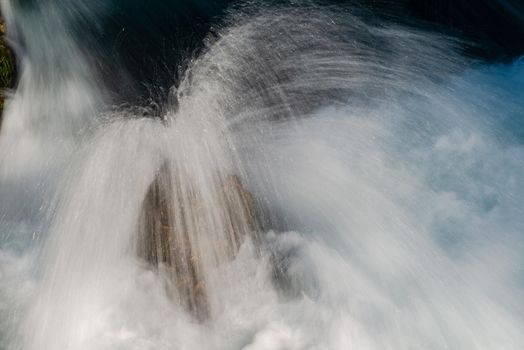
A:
0,1,523,349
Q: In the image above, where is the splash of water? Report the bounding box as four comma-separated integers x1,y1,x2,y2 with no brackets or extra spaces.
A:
0,1,523,350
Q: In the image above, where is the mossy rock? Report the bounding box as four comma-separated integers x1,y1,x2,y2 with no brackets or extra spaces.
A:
0,18,15,116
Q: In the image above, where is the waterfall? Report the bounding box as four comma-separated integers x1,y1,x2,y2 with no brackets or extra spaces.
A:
0,1,523,349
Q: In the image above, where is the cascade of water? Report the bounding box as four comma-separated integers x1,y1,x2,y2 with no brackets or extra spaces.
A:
0,1,522,350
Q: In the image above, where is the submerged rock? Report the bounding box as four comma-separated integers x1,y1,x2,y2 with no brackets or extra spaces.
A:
137,164,259,321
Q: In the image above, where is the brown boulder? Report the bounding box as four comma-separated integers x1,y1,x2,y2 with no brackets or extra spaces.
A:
137,164,260,321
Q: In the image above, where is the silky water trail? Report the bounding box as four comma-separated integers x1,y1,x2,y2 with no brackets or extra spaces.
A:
0,2,523,349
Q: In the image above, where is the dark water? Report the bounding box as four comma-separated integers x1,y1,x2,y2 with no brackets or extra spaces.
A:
13,0,520,104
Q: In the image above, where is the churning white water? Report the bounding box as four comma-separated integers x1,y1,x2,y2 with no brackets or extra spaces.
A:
0,1,523,349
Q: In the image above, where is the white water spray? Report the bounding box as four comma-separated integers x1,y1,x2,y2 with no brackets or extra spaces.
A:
0,2,523,350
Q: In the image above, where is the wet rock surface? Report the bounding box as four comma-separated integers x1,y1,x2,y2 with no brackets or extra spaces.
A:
137,165,260,321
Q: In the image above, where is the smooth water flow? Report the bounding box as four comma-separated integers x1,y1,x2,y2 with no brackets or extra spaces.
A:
0,1,523,349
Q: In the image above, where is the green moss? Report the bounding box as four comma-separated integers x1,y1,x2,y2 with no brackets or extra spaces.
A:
0,49,13,87
0,18,14,118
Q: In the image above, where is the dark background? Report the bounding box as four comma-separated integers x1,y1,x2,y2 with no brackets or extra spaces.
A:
88,0,524,104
